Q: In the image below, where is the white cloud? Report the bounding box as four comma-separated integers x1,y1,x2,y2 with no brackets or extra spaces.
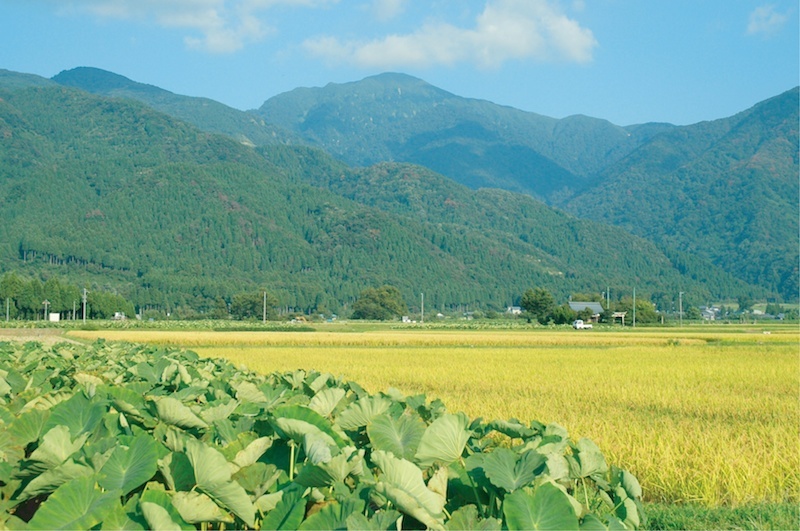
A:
304,0,597,69
371,0,407,21
51,0,337,53
747,4,789,37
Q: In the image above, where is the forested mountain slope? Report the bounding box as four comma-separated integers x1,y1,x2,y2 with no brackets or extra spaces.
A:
52,67,299,148
256,73,663,200
268,147,758,307
563,88,799,300
0,74,763,313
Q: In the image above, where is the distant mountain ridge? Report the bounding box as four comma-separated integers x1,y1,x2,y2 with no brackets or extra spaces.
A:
256,72,665,200
0,69,763,315
52,67,300,147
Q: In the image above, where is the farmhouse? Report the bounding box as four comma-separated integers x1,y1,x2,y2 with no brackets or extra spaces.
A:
568,301,604,321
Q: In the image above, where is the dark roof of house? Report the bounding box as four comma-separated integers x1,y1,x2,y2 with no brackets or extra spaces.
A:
568,302,605,314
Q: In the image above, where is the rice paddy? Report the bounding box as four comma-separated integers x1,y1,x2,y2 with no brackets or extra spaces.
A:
68,324,799,507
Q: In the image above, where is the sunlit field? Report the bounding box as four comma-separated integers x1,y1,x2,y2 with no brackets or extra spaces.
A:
69,325,799,507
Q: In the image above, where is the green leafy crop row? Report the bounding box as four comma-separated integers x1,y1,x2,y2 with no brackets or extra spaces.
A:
0,340,644,530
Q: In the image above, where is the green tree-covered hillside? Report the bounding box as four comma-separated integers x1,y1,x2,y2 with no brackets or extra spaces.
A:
563,88,799,301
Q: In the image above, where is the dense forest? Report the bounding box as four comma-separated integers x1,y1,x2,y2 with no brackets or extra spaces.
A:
0,70,779,318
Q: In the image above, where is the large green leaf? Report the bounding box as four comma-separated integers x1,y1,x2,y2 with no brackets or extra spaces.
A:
503,484,579,531
298,498,365,530
106,386,157,427
150,396,209,430
101,496,148,531
16,458,94,502
372,450,446,530
337,396,392,430
158,451,195,491
22,425,89,475
345,510,403,531
27,476,121,531
579,514,627,531
8,408,50,446
415,412,472,468
367,413,425,461
42,391,107,438
171,491,235,524
619,469,642,499
487,419,538,440
308,387,346,418
232,462,281,499
294,446,364,488
184,438,256,527
569,439,608,479
446,505,502,530
232,436,274,469
483,448,545,493
200,399,240,424
140,488,194,531
234,381,268,403
260,486,307,531
98,433,160,495
272,405,349,448
140,501,183,531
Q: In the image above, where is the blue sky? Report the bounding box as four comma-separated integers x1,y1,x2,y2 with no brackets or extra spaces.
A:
1,0,797,125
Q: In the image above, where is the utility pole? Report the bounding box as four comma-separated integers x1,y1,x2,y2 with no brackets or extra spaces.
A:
42,299,50,322
5,297,9,322
420,293,424,324
262,291,267,324
632,288,636,328
82,288,88,323
679,292,684,327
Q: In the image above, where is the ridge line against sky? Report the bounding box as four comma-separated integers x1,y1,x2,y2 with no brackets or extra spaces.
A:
0,0,797,125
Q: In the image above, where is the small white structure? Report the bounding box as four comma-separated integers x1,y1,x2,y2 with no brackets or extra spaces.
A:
48,313,60,322
506,306,522,315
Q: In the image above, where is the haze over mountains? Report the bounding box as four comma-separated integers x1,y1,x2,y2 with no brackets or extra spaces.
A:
0,66,795,314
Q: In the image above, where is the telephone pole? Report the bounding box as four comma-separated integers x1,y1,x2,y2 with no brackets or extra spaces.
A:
420,293,424,324
82,288,88,323
262,291,267,324
679,292,684,327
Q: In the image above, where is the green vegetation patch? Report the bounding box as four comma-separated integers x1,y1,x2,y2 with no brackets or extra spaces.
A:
643,502,800,531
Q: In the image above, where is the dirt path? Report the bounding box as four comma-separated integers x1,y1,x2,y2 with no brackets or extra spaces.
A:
0,328,82,346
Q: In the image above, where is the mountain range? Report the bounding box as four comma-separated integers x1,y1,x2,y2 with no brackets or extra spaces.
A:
53,67,798,301
0,67,794,316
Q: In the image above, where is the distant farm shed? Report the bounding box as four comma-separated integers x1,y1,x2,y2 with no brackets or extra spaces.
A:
569,302,604,320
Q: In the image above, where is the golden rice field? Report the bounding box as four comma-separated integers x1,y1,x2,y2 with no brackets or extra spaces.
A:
69,325,799,508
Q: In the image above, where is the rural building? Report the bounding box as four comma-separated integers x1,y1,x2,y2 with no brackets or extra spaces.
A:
700,306,719,320
568,302,604,321
506,306,522,315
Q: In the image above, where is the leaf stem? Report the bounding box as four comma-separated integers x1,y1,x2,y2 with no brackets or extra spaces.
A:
581,477,590,510
460,457,485,518
289,440,296,481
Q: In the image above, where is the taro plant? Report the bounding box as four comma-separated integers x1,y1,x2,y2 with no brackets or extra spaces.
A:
0,340,644,529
